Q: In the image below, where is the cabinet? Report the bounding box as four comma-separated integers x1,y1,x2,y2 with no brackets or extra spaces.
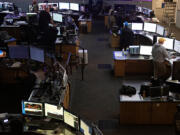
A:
119,101,179,125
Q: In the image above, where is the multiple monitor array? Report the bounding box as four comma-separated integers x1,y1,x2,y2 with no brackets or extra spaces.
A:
38,2,85,12
129,37,180,56
22,101,94,135
130,22,165,36
0,2,14,10
0,45,45,63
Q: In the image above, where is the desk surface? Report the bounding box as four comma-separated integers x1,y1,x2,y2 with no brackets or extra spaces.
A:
113,51,152,60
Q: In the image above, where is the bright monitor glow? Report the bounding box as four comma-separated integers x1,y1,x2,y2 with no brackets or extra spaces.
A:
8,45,29,59
156,25,164,36
174,40,180,53
59,2,69,10
64,110,79,130
44,103,63,120
140,45,152,56
53,13,62,22
0,50,6,58
22,101,43,116
132,23,143,31
70,3,79,11
80,120,92,135
30,46,44,63
144,23,156,33
157,37,174,50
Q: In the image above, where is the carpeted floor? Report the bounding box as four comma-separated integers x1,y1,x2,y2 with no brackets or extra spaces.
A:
70,19,177,135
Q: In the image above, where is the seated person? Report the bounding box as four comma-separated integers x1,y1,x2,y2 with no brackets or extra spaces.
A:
120,21,134,50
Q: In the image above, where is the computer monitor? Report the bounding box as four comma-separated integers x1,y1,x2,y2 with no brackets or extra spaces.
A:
174,40,180,53
22,101,44,116
70,3,79,11
132,23,143,31
140,45,152,56
8,45,29,59
144,23,156,33
38,3,47,11
129,45,140,55
156,25,164,36
59,2,69,10
0,50,6,58
44,103,63,120
48,3,58,11
53,13,62,22
80,119,92,135
30,46,44,63
0,2,3,9
80,5,85,12
63,110,79,130
157,37,174,50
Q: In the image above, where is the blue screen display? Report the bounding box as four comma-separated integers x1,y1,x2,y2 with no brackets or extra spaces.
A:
9,45,29,59
30,46,44,63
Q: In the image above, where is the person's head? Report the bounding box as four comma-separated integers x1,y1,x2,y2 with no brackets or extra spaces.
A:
158,37,166,45
123,21,128,28
44,6,50,12
33,0,37,4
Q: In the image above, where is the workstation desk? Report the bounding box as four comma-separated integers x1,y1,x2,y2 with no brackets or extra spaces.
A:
113,51,180,77
119,94,180,125
78,16,92,33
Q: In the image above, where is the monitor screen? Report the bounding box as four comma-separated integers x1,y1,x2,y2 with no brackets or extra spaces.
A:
53,13,62,22
48,3,58,11
132,23,143,31
44,103,63,120
70,3,79,11
0,50,6,58
157,37,174,50
8,45,29,59
174,40,180,53
59,2,69,10
22,101,44,116
80,120,92,135
64,110,79,130
140,45,152,56
144,23,156,33
30,46,44,63
156,25,164,36
129,45,140,55
80,5,85,12
38,3,47,11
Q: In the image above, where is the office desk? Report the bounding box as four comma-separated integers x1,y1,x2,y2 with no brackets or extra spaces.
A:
113,51,153,77
0,25,21,41
119,94,180,124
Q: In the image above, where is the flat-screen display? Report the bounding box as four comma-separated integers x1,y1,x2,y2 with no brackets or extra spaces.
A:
80,120,92,135
44,103,63,120
156,25,164,36
57,27,61,36
174,40,180,53
140,45,152,56
59,2,69,10
30,46,44,63
64,110,79,130
129,45,140,55
53,13,62,22
38,3,47,11
22,101,44,116
132,23,143,31
80,5,85,12
70,3,79,11
48,3,58,11
144,23,156,33
0,50,6,58
157,37,174,50
8,45,29,59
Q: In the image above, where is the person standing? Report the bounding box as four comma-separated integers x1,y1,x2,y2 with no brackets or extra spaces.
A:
32,0,38,13
152,37,173,81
